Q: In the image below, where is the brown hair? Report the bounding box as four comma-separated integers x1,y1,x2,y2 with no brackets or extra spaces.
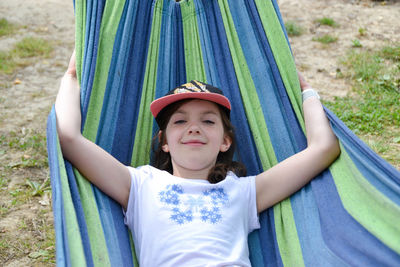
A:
151,99,246,183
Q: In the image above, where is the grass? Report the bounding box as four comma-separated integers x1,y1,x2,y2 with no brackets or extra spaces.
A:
0,51,16,74
0,18,16,37
0,130,48,168
312,34,338,44
26,177,51,197
0,128,54,265
13,37,53,58
0,37,53,74
285,21,304,37
0,216,55,265
315,17,339,27
324,44,400,167
358,27,367,37
352,39,362,48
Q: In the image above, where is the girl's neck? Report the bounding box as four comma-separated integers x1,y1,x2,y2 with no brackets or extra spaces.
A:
172,165,211,180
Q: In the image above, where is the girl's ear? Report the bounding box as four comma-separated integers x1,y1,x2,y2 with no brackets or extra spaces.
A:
158,130,169,152
162,144,169,153
220,135,232,152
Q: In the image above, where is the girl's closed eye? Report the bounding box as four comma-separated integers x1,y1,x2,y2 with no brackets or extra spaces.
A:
174,119,186,124
203,120,215,125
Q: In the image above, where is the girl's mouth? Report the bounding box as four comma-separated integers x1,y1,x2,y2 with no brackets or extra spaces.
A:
182,140,206,146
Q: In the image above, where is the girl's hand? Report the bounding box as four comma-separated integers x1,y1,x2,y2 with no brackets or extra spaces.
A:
297,71,312,92
65,49,77,78
55,50,131,209
255,71,340,212
55,50,81,140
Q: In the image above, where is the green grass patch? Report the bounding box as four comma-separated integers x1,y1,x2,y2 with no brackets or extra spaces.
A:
26,178,51,197
0,18,16,37
0,37,53,74
0,130,48,168
12,37,53,58
285,21,304,37
358,27,367,37
324,45,400,167
380,46,400,61
312,34,338,44
352,39,362,48
0,51,16,74
315,17,339,27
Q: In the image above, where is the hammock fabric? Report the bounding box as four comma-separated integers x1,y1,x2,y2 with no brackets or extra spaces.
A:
46,0,400,266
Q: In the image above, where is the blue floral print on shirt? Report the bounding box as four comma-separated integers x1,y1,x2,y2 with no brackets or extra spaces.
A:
159,184,229,225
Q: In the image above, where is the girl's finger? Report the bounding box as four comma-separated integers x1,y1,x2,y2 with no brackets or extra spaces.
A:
66,50,77,77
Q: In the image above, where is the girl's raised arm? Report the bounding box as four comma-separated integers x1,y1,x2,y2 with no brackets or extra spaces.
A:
255,73,340,213
55,51,131,209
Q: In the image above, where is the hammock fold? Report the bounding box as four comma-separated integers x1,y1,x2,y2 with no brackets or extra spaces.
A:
47,0,400,265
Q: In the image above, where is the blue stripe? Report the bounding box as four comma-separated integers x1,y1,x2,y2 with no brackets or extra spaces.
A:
258,210,283,267
313,169,400,265
96,0,131,154
291,181,348,266
81,0,105,125
47,108,67,266
228,0,296,162
111,0,155,164
154,0,185,101
199,0,263,176
194,0,218,84
173,2,186,87
65,161,95,267
151,0,188,138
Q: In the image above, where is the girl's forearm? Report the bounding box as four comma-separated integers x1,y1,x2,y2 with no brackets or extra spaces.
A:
55,72,82,145
303,96,339,160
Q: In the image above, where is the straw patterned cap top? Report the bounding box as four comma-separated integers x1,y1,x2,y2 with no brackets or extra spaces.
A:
150,80,231,121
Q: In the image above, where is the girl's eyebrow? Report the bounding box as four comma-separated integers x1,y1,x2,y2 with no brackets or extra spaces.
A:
202,111,218,116
174,110,218,116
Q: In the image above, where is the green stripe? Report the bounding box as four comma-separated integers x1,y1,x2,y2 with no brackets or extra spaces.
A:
254,0,305,132
181,1,206,81
73,171,110,265
131,0,164,168
232,1,304,264
75,0,86,82
330,145,400,253
57,136,87,266
128,232,139,267
218,0,276,169
73,0,127,265
273,200,304,267
82,0,126,141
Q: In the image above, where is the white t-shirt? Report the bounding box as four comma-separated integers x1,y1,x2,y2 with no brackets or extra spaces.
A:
124,165,260,267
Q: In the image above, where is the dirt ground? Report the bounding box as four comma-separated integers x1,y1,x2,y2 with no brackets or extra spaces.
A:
0,0,399,265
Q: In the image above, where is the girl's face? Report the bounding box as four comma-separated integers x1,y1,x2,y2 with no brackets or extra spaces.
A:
162,99,232,178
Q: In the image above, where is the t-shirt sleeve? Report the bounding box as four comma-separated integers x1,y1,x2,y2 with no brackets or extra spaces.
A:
123,165,150,228
246,175,260,232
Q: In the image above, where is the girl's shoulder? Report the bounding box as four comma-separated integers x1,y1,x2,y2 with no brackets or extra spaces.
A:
126,164,170,180
226,171,256,180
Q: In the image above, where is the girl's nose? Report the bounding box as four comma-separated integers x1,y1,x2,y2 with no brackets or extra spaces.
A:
188,124,200,134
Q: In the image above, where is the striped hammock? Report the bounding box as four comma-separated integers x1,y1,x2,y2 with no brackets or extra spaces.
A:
46,0,400,266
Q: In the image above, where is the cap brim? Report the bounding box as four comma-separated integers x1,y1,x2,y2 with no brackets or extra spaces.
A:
150,92,231,118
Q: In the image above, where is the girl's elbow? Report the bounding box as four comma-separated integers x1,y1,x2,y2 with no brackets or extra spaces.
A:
57,127,79,146
322,138,341,165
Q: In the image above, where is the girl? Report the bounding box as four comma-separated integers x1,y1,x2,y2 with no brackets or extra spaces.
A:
55,51,340,266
